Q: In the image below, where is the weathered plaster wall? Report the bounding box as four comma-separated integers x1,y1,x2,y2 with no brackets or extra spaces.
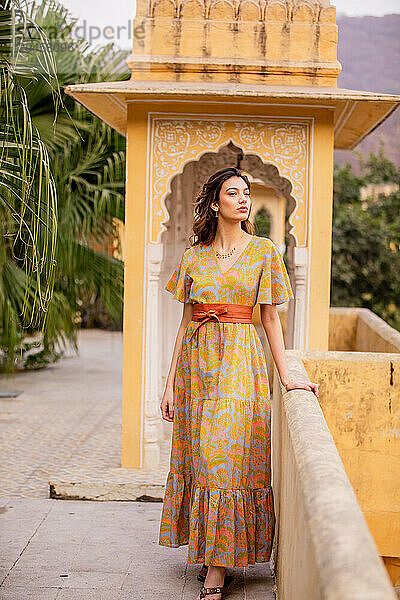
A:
328,307,400,353
328,307,358,351
356,309,400,353
302,351,400,561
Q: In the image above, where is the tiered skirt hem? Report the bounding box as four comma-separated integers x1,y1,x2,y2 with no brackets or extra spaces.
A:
159,471,275,567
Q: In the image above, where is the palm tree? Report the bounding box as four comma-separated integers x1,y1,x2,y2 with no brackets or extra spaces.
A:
0,0,60,372
0,0,130,373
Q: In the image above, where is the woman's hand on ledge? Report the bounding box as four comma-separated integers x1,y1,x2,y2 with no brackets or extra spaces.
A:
283,378,319,398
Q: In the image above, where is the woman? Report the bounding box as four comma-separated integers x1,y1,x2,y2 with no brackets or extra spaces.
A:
159,167,319,600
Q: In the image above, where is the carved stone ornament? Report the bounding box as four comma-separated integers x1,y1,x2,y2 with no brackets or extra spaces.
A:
148,114,311,247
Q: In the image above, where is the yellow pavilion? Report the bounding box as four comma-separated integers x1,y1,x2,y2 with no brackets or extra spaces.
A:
65,1,400,597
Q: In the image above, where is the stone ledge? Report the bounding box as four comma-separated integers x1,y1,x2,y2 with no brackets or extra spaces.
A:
49,468,168,501
276,351,398,599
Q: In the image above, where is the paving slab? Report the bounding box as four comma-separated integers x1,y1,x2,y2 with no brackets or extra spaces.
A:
0,498,275,599
0,329,171,499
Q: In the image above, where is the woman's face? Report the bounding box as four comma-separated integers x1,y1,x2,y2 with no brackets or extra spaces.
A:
213,176,251,223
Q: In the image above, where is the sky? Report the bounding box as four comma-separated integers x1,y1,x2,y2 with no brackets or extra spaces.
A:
60,0,400,49
333,0,400,16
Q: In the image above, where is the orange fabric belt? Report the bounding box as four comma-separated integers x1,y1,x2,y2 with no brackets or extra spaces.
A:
188,302,253,361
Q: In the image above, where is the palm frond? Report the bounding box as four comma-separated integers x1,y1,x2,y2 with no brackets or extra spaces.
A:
0,1,61,334
1,0,128,372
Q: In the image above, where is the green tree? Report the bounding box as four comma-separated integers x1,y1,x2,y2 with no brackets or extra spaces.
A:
333,162,364,209
254,207,271,238
361,143,400,185
331,151,400,330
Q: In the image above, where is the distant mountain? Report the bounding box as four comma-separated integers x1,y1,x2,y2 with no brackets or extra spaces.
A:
335,14,400,167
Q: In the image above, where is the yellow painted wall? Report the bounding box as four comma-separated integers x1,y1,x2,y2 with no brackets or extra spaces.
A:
249,183,286,246
303,354,400,561
328,308,400,353
308,109,335,350
328,309,358,351
130,1,340,86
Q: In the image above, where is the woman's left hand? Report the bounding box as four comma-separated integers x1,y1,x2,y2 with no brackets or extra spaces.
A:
284,378,319,398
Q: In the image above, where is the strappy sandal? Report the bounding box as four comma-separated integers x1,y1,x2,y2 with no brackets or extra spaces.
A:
199,574,233,598
198,566,233,586
197,564,208,582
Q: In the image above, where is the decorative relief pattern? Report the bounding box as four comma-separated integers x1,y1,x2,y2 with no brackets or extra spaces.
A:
149,0,333,22
149,115,310,246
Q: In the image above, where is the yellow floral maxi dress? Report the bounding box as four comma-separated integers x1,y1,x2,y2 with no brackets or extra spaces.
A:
158,235,294,567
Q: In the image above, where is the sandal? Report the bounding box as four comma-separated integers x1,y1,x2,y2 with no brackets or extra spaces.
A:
198,566,233,587
197,564,208,582
199,574,233,598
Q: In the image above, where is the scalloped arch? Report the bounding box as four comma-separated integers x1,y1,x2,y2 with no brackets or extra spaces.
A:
147,114,311,247
162,144,298,248
180,0,205,18
238,0,261,21
208,0,236,20
151,0,176,17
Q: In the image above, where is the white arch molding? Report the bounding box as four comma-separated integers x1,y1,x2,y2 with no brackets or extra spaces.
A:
148,112,312,247
141,113,312,469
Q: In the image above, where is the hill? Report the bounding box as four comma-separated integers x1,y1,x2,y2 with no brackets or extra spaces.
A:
335,14,400,167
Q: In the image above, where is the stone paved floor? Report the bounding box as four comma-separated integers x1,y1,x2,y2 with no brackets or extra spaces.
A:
0,329,275,599
0,497,274,600
0,329,170,498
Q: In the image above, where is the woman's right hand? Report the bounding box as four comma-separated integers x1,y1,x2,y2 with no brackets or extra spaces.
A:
160,387,174,422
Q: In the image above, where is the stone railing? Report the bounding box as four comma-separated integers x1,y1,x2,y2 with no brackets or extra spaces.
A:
259,307,400,370
271,350,396,600
329,307,400,353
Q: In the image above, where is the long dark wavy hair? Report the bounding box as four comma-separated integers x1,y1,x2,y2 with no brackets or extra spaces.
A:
189,167,256,247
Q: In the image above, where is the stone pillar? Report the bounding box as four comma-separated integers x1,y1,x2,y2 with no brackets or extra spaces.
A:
286,245,308,350
143,242,163,469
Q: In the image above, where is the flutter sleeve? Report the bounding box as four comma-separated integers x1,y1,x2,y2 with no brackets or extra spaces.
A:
164,248,193,303
257,241,294,305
